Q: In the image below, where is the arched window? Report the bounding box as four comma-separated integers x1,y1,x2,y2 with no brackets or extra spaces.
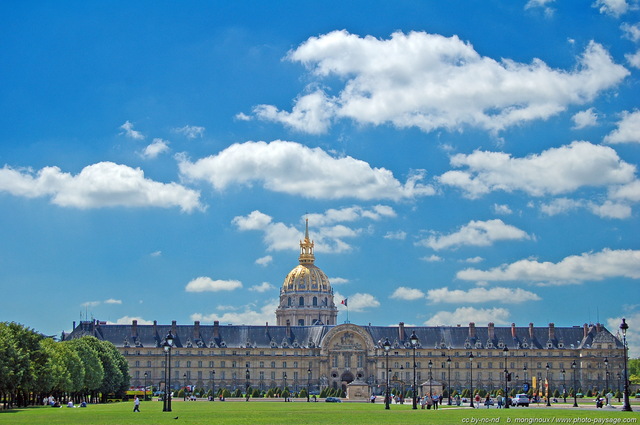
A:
299,297,304,306
313,297,318,306
287,297,292,306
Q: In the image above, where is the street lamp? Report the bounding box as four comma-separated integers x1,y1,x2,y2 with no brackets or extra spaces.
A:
428,359,433,400
410,331,419,410
383,338,391,410
572,360,578,407
562,369,566,403
307,368,311,402
144,372,148,402
604,357,609,406
162,331,174,412
183,373,187,401
469,353,474,408
283,373,288,402
503,346,510,409
545,363,551,407
246,367,250,401
211,370,216,401
620,318,633,412
447,356,452,405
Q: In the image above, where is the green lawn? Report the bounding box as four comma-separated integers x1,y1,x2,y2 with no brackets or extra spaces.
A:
1,400,639,425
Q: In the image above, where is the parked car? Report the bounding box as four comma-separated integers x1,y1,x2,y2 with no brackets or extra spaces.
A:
325,397,342,403
512,394,530,407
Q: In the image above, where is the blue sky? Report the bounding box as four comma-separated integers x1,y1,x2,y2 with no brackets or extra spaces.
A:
1,1,639,355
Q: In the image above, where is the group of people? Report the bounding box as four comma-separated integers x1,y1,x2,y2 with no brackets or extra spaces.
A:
419,394,441,409
43,396,87,408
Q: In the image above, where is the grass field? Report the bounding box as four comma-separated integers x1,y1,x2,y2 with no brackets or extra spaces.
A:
1,400,639,425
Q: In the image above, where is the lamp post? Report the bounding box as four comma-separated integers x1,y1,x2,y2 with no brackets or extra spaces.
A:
383,338,391,410
617,372,622,402
183,373,187,401
410,331,419,410
562,369,566,403
144,372,148,402
604,357,609,406
469,353,474,408
246,367,250,401
428,360,433,400
211,370,216,401
572,360,578,407
503,346,510,409
283,373,288,402
307,368,311,402
163,331,174,412
620,318,633,412
447,356,452,405
545,363,551,407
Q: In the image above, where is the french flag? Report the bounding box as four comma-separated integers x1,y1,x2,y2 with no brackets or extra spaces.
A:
341,299,348,307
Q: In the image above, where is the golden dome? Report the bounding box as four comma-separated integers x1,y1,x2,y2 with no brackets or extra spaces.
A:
281,218,332,294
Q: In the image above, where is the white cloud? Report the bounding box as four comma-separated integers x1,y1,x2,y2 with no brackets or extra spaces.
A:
572,108,599,129
0,162,203,212
255,255,273,266
185,277,243,292
610,180,640,202
341,293,380,312
150,250,162,257
439,141,636,198
626,50,640,69
525,0,555,16
457,248,640,285
82,301,101,307
307,205,396,226
493,204,513,215
540,198,632,219
417,219,530,251
191,300,279,325
179,140,434,201
112,316,154,325
423,307,511,326
249,282,275,293
463,256,484,263
119,121,145,140
426,286,541,304
607,311,640,358
233,208,395,254
104,299,122,304
593,0,629,17
604,110,640,143
173,125,205,139
421,255,444,262
621,23,640,42
141,138,170,159
384,230,407,240
329,277,349,285
251,31,628,134
390,286,425,301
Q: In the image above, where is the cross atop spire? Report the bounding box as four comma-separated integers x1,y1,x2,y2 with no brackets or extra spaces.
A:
299,218,314,265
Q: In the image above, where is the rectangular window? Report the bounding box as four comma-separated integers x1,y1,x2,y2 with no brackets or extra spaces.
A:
358,355,364,368
209,361,214,368
271,372,276,380
220,361,225,368
282,362,287,369
198,361,203,368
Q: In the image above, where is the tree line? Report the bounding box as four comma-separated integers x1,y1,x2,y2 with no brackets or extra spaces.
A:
0,322,130,409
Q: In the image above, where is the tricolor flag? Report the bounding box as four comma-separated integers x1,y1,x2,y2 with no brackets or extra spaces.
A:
341,299,348,307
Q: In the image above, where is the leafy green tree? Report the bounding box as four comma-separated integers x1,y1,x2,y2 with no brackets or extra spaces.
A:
65,338,104,401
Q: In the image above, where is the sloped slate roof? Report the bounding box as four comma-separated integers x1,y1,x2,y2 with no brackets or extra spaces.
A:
64,321,622,350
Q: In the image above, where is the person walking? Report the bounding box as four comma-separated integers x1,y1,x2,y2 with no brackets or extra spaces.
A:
133,396,140,412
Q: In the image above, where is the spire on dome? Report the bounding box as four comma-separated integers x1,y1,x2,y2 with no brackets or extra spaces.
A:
299,218,314,265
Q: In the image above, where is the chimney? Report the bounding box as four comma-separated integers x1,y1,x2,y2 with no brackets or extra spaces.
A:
132,320,138,337
194,321,200,339
171,320,177,337
511,323,517,338
265,322,269,333
153,320,157,336
583,323,589,339
469,322,476,339
73,321,76,330
548,323,555,340
596,323,602,333
529,323,535,340
399,322,405,342
214,321,220,338
488,322,495,340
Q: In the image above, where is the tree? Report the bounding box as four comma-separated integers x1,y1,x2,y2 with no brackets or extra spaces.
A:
65,338,104,401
